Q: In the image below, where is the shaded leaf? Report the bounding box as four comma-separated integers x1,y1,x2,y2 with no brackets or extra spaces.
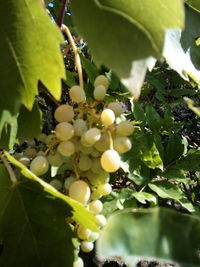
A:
80,54,99,84
173,149,200,171
185,0,200,12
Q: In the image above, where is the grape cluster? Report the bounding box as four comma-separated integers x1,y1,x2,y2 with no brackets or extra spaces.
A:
15,75,134,266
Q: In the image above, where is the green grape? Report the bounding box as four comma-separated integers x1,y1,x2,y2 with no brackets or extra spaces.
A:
19,157,30,166
91,158,103,174
54,104,74,122
94,75,109,90
113,136,132,153
24,148,37,158
55,122,74,141
84,128,101,145
93,85,106,101
57,141,75,157
50,179,63,190
97,183,112,196
96,214,107,227
64,176,77,191
91,189,102,200
88,200,103,214
73,118,88,136
80,133,93,147
97,171,110,184
47,152,65,167
45,134,56,145
94,133,110,152
30,156,49,176
108,102,124,117
87,231,100,242
79,143,93,155
78,156,92,171
100,149,120,173
101,109,115,126
69,180,90,204
73,257,84,267
90,149,101,158
116,121,134,136
38,133,47,143
77,225,91,240
69,85,86,103
80,241,94,253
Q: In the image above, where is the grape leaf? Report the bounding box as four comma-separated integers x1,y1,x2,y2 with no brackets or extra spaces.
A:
97,208,200,266
0,0,65,114
0,164,77,266
185,0,200,12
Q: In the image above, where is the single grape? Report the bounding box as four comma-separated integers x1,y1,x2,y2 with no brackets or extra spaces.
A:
84,128,101,145
116,121,134,136
91,158,103,174
45,134,56,145
69,180,90,204
55,122,74,141
64,176,77,191
100,149,120,173
54,104,74,122
73,119,88,136
47,152,65,167
87,231,100,242
91,189,102,200
96,214,107,227
108,102,124,117
38,133,47,143
93,85,106,101
30,156,49,176
80,241,94,253
19,157,30,166
50,179,63,190
97,183,112,196
80,133,93,147
69,85,86,103
37,151,45,157
90,149,101,158
78,156,92,171
97,171,110,184
94,75,109,90
24,148,37,158
57,141,75,157
88,200,103,214
113,136,132,153
73,257,84,267
77,225,92,240
101,109,115,126
79,143,93,155
94,133,110,152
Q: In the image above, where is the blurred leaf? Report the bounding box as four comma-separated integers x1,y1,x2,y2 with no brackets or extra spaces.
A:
64,70,78,87
132,192,157,205
97,208,200,266
185,0,200,12
184,97,200,116
169,88,197,97
80,54,99,84
164,134,184,164
145,105,160,130
132,101,146,125
173,149,200,171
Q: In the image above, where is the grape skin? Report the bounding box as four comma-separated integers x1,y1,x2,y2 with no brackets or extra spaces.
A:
93,85,106,101
30,156,49,176
78,156,92,171
54,104,74,122
108,102,124,117
77,225,91,240
88,200,103,214
69,85,86,103
73,119,88,136
101,149,120,173
84,128,101,145
116,121,134,136
94,75,109,89
69,180,90,204
57,141,75,157
97,183,112,196
55,122,74,141
73,257,84,267
80,241,94,253
101,109,115,126
50,179,63,190
113,136,132,153
47,152,65,167
96,214,107,227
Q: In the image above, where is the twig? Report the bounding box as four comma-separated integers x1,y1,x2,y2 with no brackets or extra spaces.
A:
0,152,17,184
57,0,68,27
62,36,81,56
61,24,84,88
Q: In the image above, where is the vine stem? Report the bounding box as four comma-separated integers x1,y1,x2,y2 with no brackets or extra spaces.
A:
62,36,81,56
0,152,17,184
57,0,68,27
61,24,84,89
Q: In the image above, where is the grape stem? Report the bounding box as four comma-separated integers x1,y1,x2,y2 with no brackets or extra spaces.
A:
57,0,68,27
108,131,114,150
0,152,17,184
62,36,81,57
61,24,84,89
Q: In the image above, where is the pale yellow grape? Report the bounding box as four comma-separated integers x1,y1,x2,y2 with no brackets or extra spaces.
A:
69,85,86,103
91,190,102,200
78,156,92,171
96,214,107,227
54,104,74,122
73,118,88,136
94,75,109,90
19,157,30,166
94,133,110,152
90,149,101,158
30,156,49,176
113,136,132,153
45,134,56,145
55,122,74,141
87,231,100,242
73,257,84,267
84,128,101,145
77,225,92,240
69,180,90,204
64,176,77,191
97,171,110,184
116,121,134,136
80,133,93,147
108,102,124,117
50,179,63,190
47,152,65,167
100,149,120,172
81,241,94,253
91,158,103,174
79,143,93,155
57,141,75,157
97,183,112,196
101,109,115,126
24,148,37,158
88,200,103,214
93,85,106,101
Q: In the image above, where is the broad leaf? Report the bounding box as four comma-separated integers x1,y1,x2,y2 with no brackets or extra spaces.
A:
173,149,200,171
97,208,200,266
132,192,157,205
0,165,76,266
0,0,65,114
185,0,200,12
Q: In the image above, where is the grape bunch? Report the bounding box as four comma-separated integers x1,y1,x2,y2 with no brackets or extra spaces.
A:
15,74,134,266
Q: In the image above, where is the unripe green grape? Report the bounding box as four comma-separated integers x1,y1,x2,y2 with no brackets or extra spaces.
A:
69,180,90,204
90,149,101,158
96,214,107,227
93,85,106,101
84,128,101,145
64,176,77,191
73,118,88,136
88,200,103,214
94,75,109,90
45,134,56,145
80,241,94,253
87,231,100,242
57,141,75,157
101,109,115,126
91,158,103,174
116,121,134,136
37,151,45,157
30,156,49,176
94,133,110,152
78,156,92,171
47,152,65,167
97,183,112,196
69,85,86,103
97,171,110,184
54,104,74,122
113,136,132,153
19,157,30,166
73,257,84,267
24,148,37,158
77,225,92,240
100,149,120,173
50,179,63,190
91,189,102,200
80,133,93,147
108,102,124,117
55,122,74,141
79,143,93,155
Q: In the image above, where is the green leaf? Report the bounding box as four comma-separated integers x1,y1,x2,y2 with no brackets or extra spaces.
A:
184,97,200,117
97,208,200,266
0,165,76,266
71,0,184,97
132,101,146,125
17,103,42,143
164,134,184,164
64,70,78,87
80,54,99,84
163,7,200,84
0,0,65,114
132,192,157,205
148,181,195,212
173,149,200,171
5,152,99,233
185,0,200,12
145,105,160,130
